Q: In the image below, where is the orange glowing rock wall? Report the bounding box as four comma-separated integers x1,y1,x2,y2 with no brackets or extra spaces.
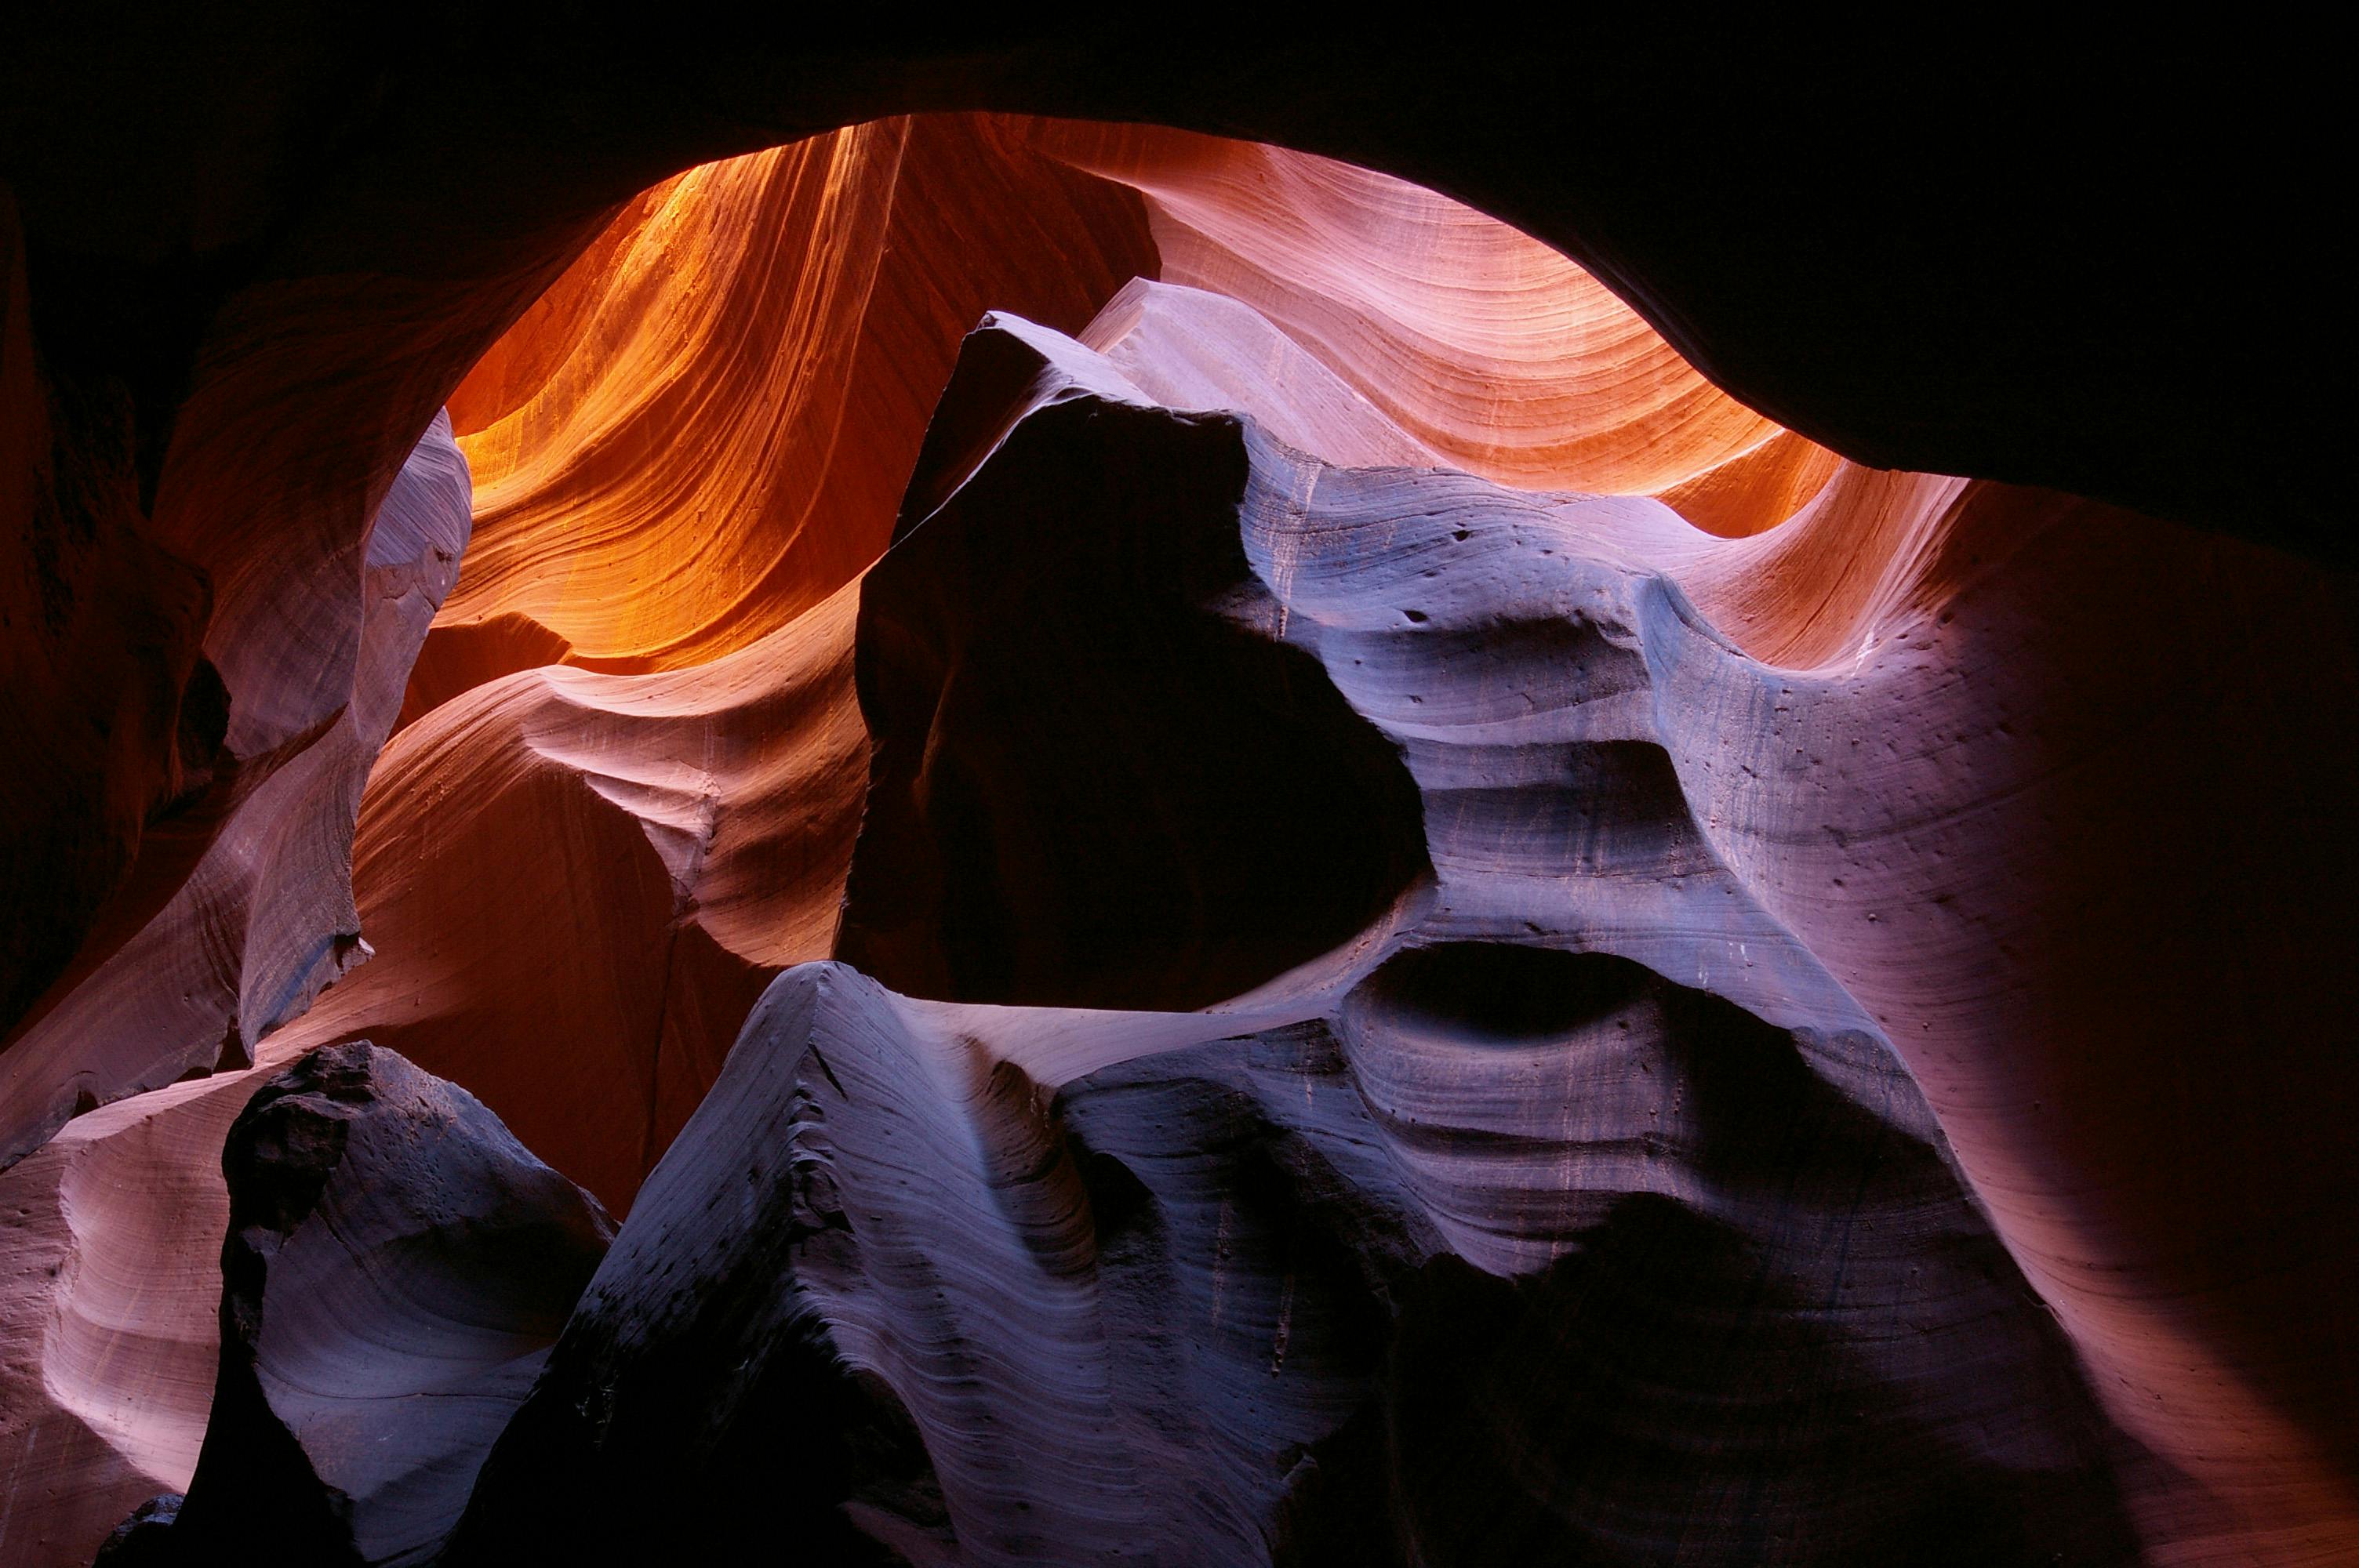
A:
413,115,1156,698
265,117,1159,1214
267,586,867,1210
1019,119,1827,512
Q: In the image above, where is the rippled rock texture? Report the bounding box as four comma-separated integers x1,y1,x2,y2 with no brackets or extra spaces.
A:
132,1042,610,1566
1,31,2352,1568
0,416,470,1168
445,946,2139,1566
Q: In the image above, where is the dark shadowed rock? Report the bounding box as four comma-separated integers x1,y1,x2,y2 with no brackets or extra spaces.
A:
92,1491,182,1566
158,1041,611,1567
838,376,1432,1012
443,965,946,1568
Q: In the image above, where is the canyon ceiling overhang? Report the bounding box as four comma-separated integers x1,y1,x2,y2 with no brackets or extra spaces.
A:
3,22,2341,1030
2,19,2340,554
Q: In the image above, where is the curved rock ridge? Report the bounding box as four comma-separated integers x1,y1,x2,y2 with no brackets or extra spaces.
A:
824,310,2356,1559
2,34,2340,1163
415,114,1155,701
0,1071,255,1567
447,957,2138,1566
1055,278,1968,677
1645,488,2359,1564
145,1041,612,1567
1017,118,1833,512
0,413,471,1168
260,580,868,1212
408,114,1843,741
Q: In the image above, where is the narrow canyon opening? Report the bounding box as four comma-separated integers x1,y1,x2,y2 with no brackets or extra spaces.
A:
315,113,1879,1213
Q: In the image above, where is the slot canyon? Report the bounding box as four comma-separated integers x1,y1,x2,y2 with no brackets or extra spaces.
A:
1,20,2350,1568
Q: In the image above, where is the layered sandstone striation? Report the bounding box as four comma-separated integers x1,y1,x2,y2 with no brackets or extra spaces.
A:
449,953,2139,1565
264,586,868,1210
431,310,2174,1559
0,1073,254,1564
413,114,1154,698
1020,120,1823,509
0,416,470,1167
136,1042,610,1566
0,60,2348,1568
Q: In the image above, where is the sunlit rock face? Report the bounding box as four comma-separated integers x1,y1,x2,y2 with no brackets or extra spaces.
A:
0,56,2350,1568
1018,120,1814,506
422,114,1157,688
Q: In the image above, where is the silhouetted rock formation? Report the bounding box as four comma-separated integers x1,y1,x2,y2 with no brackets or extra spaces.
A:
155,1043,609,1566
